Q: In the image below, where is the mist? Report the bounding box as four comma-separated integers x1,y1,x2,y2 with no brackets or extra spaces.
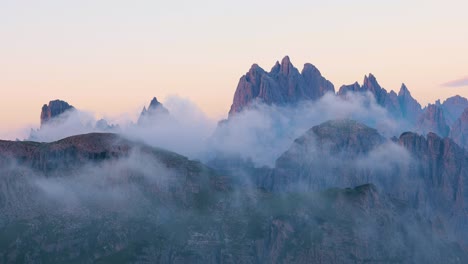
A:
0,94,466,263
14,92,414,169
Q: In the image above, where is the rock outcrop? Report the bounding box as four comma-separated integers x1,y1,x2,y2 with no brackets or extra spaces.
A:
338,76,422,121
266,120,388,192
439,95,468,126
398,83,423,123
266,120,466,210
416,104,450,137
40,100,74,127
228,56,334,116
450,107,468,149
1,129,467,263
138,97,169,125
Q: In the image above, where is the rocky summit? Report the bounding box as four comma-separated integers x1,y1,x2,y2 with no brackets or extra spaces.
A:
138,97,169,125
227,56,468,150
2,56,468,263
228,56,334,116
338,75,422,122
40,100,74,127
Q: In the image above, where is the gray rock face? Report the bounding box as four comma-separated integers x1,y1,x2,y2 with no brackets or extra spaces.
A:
138,97,169,125
228,56,334,116
398,83,423,123
440,95,468,126
338,76,422,121
416,104,450,137
40,100,74,127
1,132,466,263
398,131,467,211
450,107,468,149
254,120,468,251
268,120,466,209
268,120,387,192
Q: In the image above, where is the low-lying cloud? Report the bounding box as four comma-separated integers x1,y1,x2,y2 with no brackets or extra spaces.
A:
12,92,413,167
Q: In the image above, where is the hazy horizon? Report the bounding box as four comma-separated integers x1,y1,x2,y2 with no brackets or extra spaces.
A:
1,0,467,132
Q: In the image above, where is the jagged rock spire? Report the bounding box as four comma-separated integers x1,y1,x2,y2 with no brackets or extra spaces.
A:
228,56,334,116
40,100,74,127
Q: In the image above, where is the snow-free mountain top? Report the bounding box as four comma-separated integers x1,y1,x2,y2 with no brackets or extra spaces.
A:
40,99,74,127
227,56,468,149
228,56,334,116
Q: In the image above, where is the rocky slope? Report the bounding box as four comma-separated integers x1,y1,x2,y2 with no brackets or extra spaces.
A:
263,120,393,192
338,76,422,122
266,119,467,209
228,56,334,116
252,120,467,251
416,104,450,137
450,108,468,149
439,95,468,126
1,132,466,263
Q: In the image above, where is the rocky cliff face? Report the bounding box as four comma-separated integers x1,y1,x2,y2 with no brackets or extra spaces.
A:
450,107,468,149
338,76,422,121
266,120,389,192
440,95,468,126
398,131,467,211
267,120,466,210
40,100,74,127
416,104,450,137
254,119,468,252
398,83,423,123
1,129,467,263
138,97,169,125
228,56,334,116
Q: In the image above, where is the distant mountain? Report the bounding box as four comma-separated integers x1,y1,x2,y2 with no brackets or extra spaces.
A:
416,104,450,137
228,56,334,116
398,83,423,122
227,56,468,151
450,107,468,149
268,120,466,207
40,100,74,127
30,99,119,142
137,97,169,125
1,131,466,263
338,75,422,122
254,120,468,249
439,95,468,126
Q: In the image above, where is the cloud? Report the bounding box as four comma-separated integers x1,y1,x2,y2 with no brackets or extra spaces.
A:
17,92,415,167
441,76,468,87
208,92,407,166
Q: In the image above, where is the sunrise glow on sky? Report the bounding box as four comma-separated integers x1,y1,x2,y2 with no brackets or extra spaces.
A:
1,0,467,134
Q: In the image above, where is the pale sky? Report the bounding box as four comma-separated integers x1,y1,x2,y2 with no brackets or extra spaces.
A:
1,0,467,132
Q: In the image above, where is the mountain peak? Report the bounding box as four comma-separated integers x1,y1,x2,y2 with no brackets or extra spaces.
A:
398,83,410,96
280,55,293,75
443,95,468,105
281,55,291,65
228,56,333,116
302,63,320,75
138,97,169,125
363,73,378,86
149,97,163,110
40,99,74,127
440,95,468,126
